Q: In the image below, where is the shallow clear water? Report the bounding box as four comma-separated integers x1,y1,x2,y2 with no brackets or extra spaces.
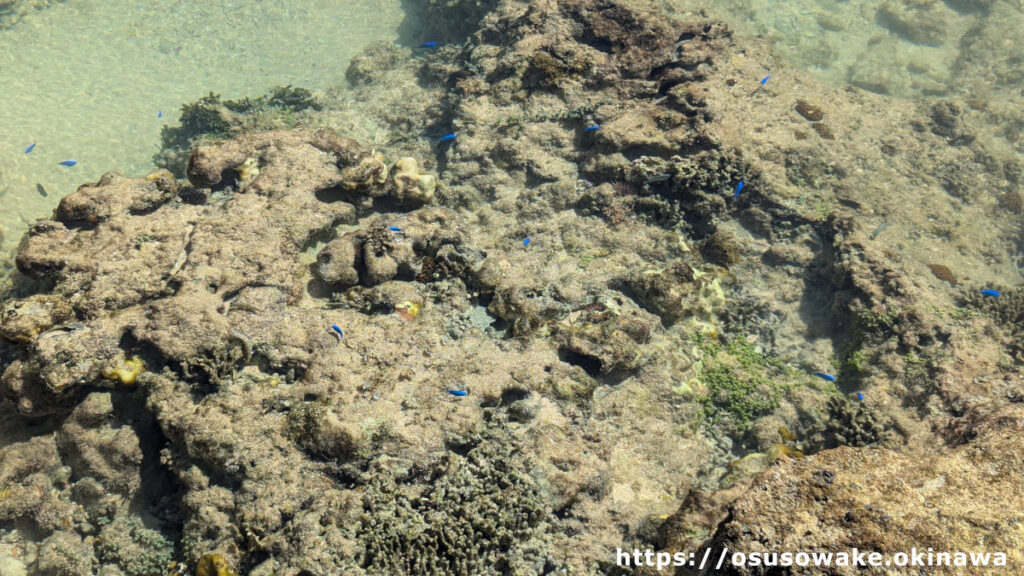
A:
3,0,1021,256
0,0,401,253
0,0,1022,573
671,0,1022,99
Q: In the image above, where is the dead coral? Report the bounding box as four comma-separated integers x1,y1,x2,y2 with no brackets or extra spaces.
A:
360,434,546,575
704,409,1024,572
0,436,74,535
57,392,143,496
556,296,654,378
316,233,362,286
3,130,414,416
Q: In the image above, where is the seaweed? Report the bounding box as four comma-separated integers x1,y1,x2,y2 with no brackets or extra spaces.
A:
154,86,321,177
694,336,788,435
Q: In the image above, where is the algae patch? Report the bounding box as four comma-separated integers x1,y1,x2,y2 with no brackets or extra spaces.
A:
691,336,807,435
195,553,239,576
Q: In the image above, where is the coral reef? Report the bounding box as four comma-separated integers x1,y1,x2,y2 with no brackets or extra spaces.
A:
195,553,239,576
360,434,546,575
389,157,436,204
2,0,1023,573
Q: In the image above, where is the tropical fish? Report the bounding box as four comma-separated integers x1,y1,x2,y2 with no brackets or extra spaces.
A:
35,183,47,197
523,237,531,247
418,41,438,48
330,324,343,339
447,389,468,397
980,289,1000,297
438,133,456,143
813,371,836,382
388,226,403,232
733,181,744,200
750,75,771,96
24,143,36,154
583,124,599,132
58,160,77,167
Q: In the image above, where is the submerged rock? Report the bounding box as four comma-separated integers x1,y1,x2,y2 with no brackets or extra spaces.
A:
704,405,1024,573
1,0,1021,573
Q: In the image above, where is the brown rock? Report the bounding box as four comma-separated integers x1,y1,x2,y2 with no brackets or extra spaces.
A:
705,406,1024,574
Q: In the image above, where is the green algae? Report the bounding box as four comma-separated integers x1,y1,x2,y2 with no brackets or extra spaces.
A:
693,336,783,433
691,335,832,435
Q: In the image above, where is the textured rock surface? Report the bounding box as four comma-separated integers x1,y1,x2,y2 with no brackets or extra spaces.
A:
1,0,1023,574
706,404,1024,575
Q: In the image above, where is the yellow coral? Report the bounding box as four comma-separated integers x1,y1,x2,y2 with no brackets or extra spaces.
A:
101,357,145,386
395,300,421,321
195,553,238,576
145,168,175,181
767,443,805,460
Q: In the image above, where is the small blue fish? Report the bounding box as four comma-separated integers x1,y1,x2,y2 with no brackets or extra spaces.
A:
523,237,531,247
418,41,438,48
447,389,468,397
813,371,836,382
58,160,77,167
761,76,770,85
330,324,344,339
388,226,403,232
583,124,599,132
24,143,36,154
438,133,456,143
980,289,1000,297
856,392,864,401
157,110,163,118
733,181,744,200
644,173,671,185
